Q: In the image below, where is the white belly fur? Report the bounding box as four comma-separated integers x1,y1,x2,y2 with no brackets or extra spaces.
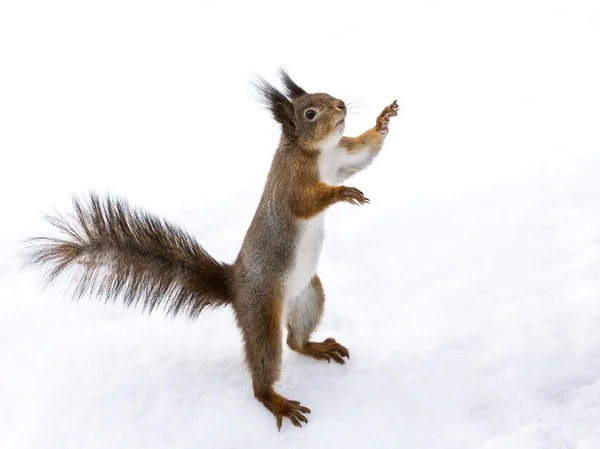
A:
284,214,325,300
283,140,341,320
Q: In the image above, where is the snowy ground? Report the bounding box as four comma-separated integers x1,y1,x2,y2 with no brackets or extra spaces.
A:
1,1,600,448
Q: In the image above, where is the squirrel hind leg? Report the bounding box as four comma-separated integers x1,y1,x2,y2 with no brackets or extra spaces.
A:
286,275,350,365
235,285,311,430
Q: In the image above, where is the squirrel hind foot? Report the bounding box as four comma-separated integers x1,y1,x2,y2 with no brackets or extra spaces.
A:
291,338,350,365
254,389,311,431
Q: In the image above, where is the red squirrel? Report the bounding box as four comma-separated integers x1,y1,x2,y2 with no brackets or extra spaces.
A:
23,69,399,430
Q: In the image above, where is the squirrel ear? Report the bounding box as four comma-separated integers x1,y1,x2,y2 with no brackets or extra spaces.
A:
278,68,307,100
254,77,297,135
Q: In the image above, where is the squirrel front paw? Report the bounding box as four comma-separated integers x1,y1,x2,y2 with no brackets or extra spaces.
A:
340,186,370,205
376,100,399,135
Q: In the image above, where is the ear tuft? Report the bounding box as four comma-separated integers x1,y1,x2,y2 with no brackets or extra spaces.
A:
278,68,307,100
253,76,296,135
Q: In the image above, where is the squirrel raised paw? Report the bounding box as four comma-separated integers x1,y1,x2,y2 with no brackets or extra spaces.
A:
22,69,399,430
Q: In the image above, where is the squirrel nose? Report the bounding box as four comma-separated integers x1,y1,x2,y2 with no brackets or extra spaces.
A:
335,100,346,111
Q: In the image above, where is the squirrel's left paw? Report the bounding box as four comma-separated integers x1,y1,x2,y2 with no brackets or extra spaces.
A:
340,186,370,205
376,100,399,135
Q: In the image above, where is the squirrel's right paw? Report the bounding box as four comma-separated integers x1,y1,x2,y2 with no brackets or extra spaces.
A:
340,186,370,205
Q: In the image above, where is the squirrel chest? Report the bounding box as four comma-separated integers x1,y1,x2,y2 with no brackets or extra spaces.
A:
284,145,340,299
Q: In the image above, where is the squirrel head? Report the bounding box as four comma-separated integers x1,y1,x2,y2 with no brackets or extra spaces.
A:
255,69,346,149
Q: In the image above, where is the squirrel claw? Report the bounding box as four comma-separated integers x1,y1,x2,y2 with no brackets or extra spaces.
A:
340,187,369,206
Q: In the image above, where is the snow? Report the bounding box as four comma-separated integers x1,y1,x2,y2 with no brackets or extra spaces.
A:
1,0,599,447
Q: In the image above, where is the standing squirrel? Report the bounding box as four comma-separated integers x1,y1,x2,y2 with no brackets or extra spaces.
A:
23,70,399,430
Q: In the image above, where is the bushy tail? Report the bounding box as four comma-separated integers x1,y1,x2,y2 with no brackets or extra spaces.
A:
22,192,232,318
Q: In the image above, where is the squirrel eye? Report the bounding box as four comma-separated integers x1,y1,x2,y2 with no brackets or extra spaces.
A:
305,109,317,120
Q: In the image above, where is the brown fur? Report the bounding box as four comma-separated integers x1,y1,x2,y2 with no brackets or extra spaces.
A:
22,70,398,430
22,193,231,318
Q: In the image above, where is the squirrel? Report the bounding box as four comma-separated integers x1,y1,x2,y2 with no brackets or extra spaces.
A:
22,69,399,430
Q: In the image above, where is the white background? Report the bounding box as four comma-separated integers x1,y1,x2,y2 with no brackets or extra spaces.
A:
1,1,599,448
